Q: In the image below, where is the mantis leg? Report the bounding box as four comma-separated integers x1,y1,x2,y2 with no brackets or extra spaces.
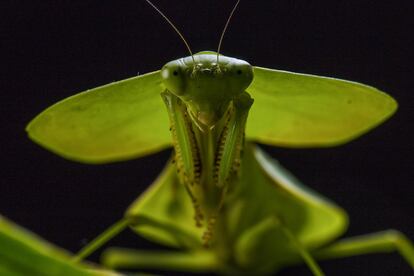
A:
236,216,325,276
215,91,253,188
161,91,200,187
101,248,217,272
72,218,129,262
202,92,253,246
313,230,414,269
279,224,325,276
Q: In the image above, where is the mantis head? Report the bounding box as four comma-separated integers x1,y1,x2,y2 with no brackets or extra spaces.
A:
161,52,253,128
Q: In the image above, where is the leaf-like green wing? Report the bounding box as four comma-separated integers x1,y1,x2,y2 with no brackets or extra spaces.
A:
126,161,203,249
246,67,397,147
27,71,171,164
228,144,347,272
0,215,119,276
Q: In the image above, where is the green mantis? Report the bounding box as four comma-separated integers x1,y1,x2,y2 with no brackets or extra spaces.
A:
1,0,413,275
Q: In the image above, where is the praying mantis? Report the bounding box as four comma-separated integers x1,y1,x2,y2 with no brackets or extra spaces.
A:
1,0,413,275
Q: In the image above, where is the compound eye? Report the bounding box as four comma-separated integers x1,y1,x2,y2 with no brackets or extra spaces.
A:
161,65,180,78
228,64,254,93
161,65,186,96
233,64,251,76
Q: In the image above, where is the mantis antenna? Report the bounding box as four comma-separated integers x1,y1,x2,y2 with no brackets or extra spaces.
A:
216,0,241,64
144,0,195,64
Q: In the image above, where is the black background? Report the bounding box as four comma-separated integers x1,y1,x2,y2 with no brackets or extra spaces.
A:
1,1,413,275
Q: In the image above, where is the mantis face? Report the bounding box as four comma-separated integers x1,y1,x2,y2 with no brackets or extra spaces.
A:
161,52,253,128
